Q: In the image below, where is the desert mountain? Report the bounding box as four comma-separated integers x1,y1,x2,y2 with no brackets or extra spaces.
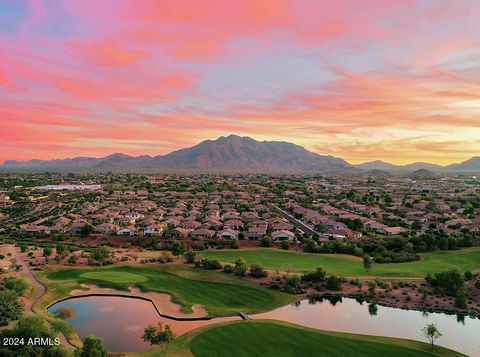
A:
1,135,352,173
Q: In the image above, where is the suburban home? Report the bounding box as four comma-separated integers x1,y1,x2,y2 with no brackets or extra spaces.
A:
245,226,267,240
116,227,136,236
223,219,243,229
271,230,296,242
144,224,164,236
44,225,64,235
380,226,407,235
190,228,216,239
217,228,239,240
167,227,191,238
94,223,115,234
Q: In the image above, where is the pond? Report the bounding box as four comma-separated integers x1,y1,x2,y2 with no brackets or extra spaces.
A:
48,295,479,355
253,296,480,357
47,295,238,352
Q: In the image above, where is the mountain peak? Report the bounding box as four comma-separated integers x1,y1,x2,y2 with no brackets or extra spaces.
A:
0,135,351,173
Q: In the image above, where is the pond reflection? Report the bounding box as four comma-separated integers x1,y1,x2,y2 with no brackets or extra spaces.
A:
252,297,479,357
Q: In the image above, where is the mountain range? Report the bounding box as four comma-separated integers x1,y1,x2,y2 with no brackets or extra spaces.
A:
2,134,479,173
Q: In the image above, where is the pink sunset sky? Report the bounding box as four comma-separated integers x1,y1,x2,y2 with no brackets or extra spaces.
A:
1,0,480,165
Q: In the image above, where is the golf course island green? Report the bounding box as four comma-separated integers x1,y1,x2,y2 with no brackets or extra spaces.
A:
41,265,295,317
160,320,464,357
201,247,480,277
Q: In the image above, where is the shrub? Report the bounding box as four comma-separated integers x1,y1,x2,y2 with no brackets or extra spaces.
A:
325,275,343,291
283,275,302,294
230,239,240,249
260,236,272,247
223,264,234,273
426,269,465,296
280,241,289,250
455,290,467,308
301,267,326,282
234,258,248,276
249,263,267,278
192,242,205,251
184,250,196,264
199,258,222,270
3,278,28,296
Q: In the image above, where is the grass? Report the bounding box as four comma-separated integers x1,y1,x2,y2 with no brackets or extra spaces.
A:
38,264,295,317
138,320,464,357
200,247,480,277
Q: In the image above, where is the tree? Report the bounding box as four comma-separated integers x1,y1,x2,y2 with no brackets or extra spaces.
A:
363,254,372,272
142,322,176,353
91,246,111,267
43,246,53,263
55,243,69,261
80,224,94,238
0,316,68,356
301,267,326,282
171,240,186,257
455,289,467,308
260,236,271,247
234,258,248,276
184,250,196,264
77,335,107,357
325,275,343,291
249,263,267,278
426,269,464,296
0,290,23,326
368,281,377,297
422,324,442,351
230,239,239,249
3,277,28,296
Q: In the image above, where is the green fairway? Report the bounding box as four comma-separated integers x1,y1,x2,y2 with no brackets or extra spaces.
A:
43,265,294,316
80,271,148,283
201,247,480,277
158,320,463,357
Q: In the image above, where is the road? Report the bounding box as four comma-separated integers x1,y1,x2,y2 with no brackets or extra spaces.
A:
271,204,327,241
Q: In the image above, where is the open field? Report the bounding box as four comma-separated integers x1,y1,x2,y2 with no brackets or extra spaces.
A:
140,320,464,357
38,265,295,317
201,247,480,277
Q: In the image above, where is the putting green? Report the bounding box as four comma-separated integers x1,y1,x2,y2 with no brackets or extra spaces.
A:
79,271,148,283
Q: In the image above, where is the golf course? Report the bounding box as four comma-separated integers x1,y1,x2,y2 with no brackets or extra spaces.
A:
144,320,465,357
39,265,295,317
200,247,480,277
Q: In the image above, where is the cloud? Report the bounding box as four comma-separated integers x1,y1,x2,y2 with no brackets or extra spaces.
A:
1,0,480,164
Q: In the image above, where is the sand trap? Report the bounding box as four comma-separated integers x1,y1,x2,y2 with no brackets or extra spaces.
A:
69,284,208,318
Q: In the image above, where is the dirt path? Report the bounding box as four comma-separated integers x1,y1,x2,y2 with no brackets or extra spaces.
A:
13,245,45,314
10,245,79,350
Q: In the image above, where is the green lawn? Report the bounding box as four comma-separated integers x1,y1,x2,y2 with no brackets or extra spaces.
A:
151,320,463,357
42,265,294,317
201,247,480,277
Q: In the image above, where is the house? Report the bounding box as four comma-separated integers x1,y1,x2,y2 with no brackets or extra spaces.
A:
44,226,64,235
380,226,407,235
217,229,239,240
271,230,296,242
223,219,243,229
325,227,362,239
94,223,115,235
144,224,164,236
245,226,267,240
190,229,215,239
167,228,191,238
117,227,136,236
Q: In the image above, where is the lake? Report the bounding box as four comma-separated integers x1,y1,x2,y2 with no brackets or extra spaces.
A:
253,296,479,357
48,295,479,355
